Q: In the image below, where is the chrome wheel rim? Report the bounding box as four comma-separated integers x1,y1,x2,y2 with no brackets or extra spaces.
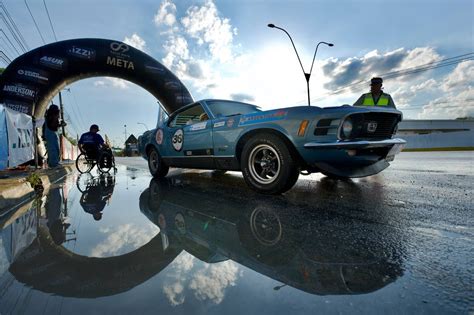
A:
250,207,282,246
248,144,280,184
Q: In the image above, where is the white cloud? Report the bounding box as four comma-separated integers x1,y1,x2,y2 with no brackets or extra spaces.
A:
154,0,177,27
162,35,190,69
162,252,241,306
94,80,106,87
163,282,185,306
392,79,438,108
90,223,159,257
419,86,474,119
93,77,130,89
442,60,474,91
124,33,146,52
322,47,441,92
181,0,236,62
398,47,441,71
189,261,239,304
107,78,129,89
412,78,438,92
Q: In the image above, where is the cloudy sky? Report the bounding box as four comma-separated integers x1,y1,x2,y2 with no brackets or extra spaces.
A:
2,0,473,146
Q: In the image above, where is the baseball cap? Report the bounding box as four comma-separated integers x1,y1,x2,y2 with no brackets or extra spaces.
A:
370,77,383,85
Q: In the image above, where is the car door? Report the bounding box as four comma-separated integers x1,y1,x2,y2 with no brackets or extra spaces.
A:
162,103,214,169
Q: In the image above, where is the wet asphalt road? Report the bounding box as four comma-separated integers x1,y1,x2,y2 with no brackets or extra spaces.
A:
0,152,472,314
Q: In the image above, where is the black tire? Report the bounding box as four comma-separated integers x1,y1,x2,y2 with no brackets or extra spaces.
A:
98,151,113,173
76,153,93,174
148,147,169,178
241,133,299,194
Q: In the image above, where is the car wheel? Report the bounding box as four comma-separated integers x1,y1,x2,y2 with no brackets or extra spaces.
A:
241,133,299,194
148,147,169,178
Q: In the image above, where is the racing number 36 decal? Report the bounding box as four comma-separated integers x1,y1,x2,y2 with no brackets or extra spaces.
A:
172,129,184,151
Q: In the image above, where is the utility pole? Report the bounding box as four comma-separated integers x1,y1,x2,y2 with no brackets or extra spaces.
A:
124,124,127,143
58,91,66,136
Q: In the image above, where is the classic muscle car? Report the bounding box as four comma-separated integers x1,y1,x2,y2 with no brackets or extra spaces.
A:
138,99,406,194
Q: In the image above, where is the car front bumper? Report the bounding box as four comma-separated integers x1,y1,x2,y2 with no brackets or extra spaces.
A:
303,138,406,150
301,138,407,178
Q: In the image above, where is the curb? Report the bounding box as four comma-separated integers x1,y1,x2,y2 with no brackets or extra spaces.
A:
0,165,75,213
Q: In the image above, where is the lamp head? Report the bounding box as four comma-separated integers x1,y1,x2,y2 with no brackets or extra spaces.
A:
267,23,275,28
328,43,334,47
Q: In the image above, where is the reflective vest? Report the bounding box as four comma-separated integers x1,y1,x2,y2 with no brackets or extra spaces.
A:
361,93,389,106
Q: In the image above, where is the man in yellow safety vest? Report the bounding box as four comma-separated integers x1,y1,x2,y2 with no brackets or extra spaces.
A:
353,77,396,108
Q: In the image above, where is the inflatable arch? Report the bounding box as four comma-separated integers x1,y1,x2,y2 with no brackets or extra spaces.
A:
0,38,193,117
10,226,181,298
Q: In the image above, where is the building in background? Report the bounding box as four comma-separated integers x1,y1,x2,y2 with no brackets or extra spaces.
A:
124,134,139,156
397,119,474,151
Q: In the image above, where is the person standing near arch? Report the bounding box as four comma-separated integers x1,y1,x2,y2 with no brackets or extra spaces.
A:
44,104,66,167
353,77,396,108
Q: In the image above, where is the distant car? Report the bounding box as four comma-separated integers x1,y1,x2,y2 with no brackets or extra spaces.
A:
138,99,406,194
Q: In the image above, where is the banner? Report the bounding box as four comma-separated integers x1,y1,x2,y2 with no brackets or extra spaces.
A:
1,203,37,263
5,107,34,167
0,105,7,170
60,135,79,161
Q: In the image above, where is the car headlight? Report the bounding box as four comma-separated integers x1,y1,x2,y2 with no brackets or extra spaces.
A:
342,119,353,138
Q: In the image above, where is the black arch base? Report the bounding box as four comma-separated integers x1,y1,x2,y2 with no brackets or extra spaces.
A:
0,38,193,117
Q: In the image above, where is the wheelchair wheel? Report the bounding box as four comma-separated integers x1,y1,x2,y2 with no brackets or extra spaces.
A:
76,173,93,193
98,151,113,173
76,153,93,173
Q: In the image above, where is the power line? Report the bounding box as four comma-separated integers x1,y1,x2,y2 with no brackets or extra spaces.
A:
0,37,16,58
0,28,20,55
306,54,474,104
401,104,474,110
0,49,11,62
24,0,46,45
293,53,473,105
42,0,57,41
0,54,10,65
63,90,86,132
0,13,26,52
66,89,88,132
0,2,30,51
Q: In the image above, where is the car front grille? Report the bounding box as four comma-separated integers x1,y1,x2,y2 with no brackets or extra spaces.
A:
348,112,400,140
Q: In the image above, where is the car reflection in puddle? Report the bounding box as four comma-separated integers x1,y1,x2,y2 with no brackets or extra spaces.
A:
139,176,405,296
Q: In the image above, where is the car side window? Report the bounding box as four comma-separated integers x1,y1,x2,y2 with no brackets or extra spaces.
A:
169,104,208,128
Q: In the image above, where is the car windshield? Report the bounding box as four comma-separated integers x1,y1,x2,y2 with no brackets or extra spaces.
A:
206,100,260,118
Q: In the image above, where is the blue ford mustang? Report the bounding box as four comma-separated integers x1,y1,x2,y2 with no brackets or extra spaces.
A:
138,99,406,194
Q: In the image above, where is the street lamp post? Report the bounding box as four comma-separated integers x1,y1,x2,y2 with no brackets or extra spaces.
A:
267,23,333,106
137,122,149,131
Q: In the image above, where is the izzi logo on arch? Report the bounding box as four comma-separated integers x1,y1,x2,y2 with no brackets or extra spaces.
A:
68,46,96,61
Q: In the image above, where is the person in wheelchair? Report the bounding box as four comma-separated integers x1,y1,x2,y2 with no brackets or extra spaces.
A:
78,124,106,160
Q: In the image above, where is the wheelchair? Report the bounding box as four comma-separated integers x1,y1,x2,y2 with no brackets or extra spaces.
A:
75,145,116,174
